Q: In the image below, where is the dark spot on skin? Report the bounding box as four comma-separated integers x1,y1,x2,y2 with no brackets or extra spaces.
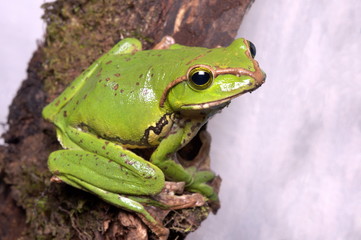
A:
120,153,126,157
108,159,113,163
63,97,67,101
151,73,154,77
86,154,89,156
136,82,139,86
55,100,60,106
79,139,83,143
106,152,109,155
139,74,143,78
114,73,121,77
105,141,109,145
71,86,75,89
102,146,106,150
145,175,153,179
113,84,119,90
83,94,88,99
125,58,131,62
106,77,110,81
157,54,161,57
63,111,67,117
120,89,124,93
98,79,102,82
106,60,112,64
114,93,117,96
187,133,191,137
76,100,79,105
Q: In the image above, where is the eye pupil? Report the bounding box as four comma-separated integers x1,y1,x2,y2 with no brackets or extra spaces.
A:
191,71,210,86
248,41,256,58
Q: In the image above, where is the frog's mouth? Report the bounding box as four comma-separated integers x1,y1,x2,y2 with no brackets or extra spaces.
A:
179,90,247,110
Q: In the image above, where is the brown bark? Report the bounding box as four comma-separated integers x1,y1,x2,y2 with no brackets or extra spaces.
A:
0,0,254,239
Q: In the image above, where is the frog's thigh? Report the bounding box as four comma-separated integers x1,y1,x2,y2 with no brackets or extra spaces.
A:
48,150,163,196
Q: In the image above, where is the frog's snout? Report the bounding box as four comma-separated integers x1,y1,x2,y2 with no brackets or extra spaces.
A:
257,70,266,87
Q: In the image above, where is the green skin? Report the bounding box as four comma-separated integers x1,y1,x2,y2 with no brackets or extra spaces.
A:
43,38,265,225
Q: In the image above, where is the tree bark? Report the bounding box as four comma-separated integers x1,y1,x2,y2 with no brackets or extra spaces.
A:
0,0,254,239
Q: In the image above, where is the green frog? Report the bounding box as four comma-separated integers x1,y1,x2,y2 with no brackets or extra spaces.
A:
43,36,266,238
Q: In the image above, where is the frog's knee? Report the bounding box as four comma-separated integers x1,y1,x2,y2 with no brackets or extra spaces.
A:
47,150,63,174
141,165,165,195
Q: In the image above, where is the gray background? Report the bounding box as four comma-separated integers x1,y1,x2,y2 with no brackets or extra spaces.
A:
1,1,360,239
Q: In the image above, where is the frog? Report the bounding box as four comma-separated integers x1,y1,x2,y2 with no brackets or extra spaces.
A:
42,36,266,238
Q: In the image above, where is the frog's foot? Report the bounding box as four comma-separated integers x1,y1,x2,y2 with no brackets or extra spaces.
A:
153,181,206,209
185,168,219,202
152,36,175,49
135,181,206,240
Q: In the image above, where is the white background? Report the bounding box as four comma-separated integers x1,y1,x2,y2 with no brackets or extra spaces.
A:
1,1,361,240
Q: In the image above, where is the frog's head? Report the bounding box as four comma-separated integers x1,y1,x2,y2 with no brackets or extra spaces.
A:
161,38,266,113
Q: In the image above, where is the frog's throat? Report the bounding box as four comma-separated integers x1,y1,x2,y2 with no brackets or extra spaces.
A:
159,59,265,108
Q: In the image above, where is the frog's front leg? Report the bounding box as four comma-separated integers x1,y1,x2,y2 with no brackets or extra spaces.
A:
150,119,218,201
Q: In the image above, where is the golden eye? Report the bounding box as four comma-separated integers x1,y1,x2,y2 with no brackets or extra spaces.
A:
188,66,213,90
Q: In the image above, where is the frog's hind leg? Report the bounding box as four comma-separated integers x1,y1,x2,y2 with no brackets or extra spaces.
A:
48,149,169,239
